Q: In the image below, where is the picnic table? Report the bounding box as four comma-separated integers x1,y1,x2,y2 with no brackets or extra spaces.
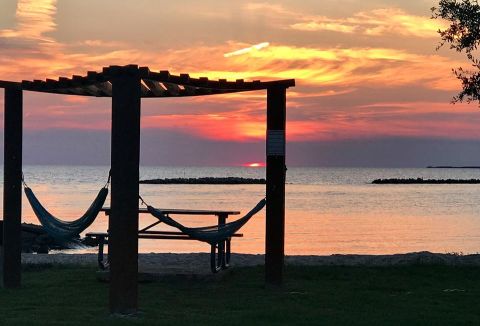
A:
86,207,241,273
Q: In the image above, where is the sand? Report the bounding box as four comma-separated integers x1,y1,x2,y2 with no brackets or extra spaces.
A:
21,251,480,275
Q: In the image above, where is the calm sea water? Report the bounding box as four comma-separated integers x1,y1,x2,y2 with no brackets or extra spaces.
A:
5,166,480,255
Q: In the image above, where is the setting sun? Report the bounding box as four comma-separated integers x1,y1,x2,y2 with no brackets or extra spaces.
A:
244,162,266,167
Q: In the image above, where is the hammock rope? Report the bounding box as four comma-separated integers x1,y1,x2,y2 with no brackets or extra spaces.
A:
143,197,266,245
22,172,110,243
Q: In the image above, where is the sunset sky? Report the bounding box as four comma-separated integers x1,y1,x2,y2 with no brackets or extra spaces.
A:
0,0,479,167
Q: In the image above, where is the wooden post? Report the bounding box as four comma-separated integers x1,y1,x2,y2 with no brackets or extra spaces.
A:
265,86,286,285
109,67,141,314
1,87,23,288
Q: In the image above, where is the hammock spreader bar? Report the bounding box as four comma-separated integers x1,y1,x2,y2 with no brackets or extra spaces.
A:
23,174,109,242
146,198,266,245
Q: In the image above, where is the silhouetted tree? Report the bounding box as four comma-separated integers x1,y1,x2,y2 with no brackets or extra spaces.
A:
432,0,480,103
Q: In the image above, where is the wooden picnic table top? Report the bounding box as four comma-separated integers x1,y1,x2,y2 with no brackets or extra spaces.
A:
100,207,240,216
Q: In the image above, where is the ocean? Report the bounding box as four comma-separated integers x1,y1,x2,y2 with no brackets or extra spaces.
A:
8,166,480,255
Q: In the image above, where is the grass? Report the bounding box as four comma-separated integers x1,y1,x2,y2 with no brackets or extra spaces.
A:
0,264,480,325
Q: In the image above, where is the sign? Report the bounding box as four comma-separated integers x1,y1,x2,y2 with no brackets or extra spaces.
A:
267,130,285,156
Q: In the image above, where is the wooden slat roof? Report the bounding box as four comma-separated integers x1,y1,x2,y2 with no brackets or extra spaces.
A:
0,65,295,97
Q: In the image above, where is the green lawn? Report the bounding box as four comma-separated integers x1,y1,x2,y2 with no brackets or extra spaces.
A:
0,265,479,325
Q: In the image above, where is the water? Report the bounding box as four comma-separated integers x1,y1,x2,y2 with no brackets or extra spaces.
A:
8,166,480,255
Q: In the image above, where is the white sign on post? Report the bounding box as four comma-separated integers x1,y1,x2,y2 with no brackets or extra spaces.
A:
267,130,285,156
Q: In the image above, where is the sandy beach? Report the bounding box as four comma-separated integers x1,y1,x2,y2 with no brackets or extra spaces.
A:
21,251,480,275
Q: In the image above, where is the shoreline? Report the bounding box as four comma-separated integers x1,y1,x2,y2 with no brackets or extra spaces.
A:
22,251,480,269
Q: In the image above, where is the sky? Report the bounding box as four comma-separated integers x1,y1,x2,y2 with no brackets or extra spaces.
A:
0,0,479,167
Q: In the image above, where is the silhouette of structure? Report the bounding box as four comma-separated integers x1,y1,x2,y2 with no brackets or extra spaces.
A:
0,65,295,314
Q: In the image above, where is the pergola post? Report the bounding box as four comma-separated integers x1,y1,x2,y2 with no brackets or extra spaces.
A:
109,67,141,314
265,86,286,285
1,87,23,288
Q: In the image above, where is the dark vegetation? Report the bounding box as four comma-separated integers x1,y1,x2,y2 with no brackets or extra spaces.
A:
1,265,480,325
432,0,480,104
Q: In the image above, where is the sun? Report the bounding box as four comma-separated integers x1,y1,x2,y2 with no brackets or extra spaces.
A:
244,162,265,167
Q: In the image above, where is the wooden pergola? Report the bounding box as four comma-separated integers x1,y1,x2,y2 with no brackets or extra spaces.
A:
0,65,295,314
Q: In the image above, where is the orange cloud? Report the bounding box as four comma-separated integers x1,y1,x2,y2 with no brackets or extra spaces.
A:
291,8,446,38
245,3,446,38
0,0,57,40
291,21,357,34
0,1,458,94
141,112,324,142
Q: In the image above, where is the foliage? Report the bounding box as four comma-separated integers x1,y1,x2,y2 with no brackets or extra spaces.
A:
432,0,480,103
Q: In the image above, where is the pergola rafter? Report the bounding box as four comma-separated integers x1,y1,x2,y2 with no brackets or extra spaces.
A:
0,64,294,315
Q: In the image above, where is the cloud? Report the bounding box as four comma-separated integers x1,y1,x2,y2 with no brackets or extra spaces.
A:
245,3,445,38
353,8,446,38
0,0,473,147
75,39,127,48
0,0,57,40
213,44,461,92
0,1,456,93
0,33,466,141
290,21,357,34
224,42,270,58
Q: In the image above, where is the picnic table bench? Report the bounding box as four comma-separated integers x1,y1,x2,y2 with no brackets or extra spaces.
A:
86,207,242,273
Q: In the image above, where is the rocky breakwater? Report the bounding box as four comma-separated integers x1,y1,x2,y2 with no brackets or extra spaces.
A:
140,177,266,184
372,178,480,184
0,221,73,253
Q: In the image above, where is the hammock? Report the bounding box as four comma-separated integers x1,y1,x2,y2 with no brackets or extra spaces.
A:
23,176,109,243
146,198,266,245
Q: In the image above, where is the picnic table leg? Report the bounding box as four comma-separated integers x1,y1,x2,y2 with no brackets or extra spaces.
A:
217,213,227,269
210,244,221,273
98,235,109,270
224,238,231,268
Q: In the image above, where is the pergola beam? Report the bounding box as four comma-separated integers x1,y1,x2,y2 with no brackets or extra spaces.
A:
11,66,294,98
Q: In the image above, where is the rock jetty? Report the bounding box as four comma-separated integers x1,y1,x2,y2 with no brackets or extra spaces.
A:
139,177,266,184
0,221,86,253
372,178,480,184
427,166,480,169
